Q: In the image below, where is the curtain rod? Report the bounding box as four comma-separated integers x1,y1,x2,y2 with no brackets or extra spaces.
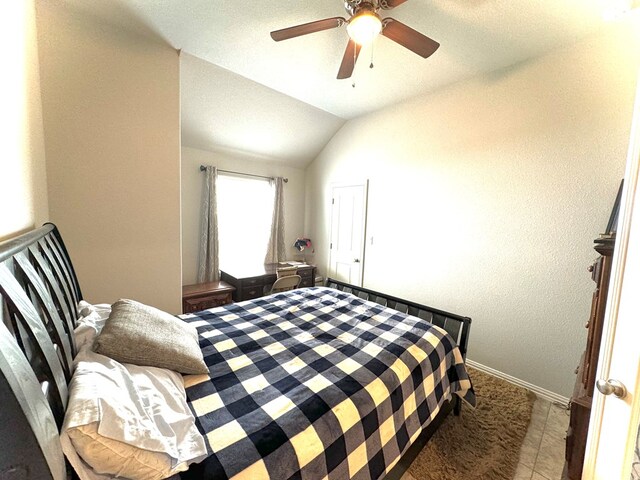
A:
200,165,288,183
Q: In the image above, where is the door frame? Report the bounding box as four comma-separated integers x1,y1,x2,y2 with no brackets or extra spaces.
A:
327,180,369,287
583,71,640,478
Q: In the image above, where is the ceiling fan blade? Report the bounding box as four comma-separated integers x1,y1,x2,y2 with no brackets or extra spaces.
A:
271,17,346,42
380,0,410,9
381,18,440,58
337,39,362,80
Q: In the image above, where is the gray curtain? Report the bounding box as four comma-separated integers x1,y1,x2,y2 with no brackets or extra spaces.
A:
264,177,286,264
197,166,220,282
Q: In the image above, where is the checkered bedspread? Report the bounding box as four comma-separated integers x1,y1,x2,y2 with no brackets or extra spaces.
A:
180,286,475,480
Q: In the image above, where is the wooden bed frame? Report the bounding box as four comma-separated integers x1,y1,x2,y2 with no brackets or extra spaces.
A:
0,225,471,480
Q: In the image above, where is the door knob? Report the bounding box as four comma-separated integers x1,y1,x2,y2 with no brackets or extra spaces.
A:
353,258,360,263
596,379,627,399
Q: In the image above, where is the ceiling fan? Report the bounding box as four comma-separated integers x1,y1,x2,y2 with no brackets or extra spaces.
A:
270,0,440,80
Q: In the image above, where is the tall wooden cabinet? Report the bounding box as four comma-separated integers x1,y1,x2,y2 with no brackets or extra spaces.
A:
565,235,615,479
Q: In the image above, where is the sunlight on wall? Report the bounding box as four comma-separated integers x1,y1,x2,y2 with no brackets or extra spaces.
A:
0,1,48,240
2,3,33,236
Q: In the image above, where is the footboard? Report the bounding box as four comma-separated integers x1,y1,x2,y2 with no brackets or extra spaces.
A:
325,278,471,359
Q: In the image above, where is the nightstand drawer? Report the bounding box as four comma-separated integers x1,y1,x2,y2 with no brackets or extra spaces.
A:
183,292,232,313
182,281,235,314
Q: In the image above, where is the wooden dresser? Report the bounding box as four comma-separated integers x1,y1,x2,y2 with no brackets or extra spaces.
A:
182,281,235,314
221,263,317,302
565,235,615,479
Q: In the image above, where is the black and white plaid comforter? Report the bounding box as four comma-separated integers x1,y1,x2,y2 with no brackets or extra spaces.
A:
180,287,475,480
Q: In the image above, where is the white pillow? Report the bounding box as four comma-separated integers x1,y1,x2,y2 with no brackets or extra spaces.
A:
61,348,207,480
77,300,112,322
75,301,111,352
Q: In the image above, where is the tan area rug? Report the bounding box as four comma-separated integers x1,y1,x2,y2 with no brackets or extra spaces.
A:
409,367,536,480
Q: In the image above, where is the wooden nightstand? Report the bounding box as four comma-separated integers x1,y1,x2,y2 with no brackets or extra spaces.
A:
182,281,235,314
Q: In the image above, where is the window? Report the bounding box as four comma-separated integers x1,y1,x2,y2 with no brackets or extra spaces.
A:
217,174,274,270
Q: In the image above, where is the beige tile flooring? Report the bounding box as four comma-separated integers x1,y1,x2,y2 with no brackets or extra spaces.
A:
514,396,570,480
399,396,570,480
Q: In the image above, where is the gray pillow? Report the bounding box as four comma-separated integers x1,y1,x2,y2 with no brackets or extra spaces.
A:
95,299,208,375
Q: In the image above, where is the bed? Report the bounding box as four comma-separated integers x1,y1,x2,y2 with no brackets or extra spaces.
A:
0,224,475,480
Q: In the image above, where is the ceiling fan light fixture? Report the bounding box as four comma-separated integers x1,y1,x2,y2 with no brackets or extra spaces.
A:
270,0,441,80
347,10,382,45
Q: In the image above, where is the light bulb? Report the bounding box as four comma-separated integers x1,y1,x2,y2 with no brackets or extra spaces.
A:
347,11,382,45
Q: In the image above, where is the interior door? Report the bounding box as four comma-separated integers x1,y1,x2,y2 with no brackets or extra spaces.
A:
328,182,368,286
584,74,640,479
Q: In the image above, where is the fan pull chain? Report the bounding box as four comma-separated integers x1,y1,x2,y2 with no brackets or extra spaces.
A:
352,42,358,88
370,41,375,69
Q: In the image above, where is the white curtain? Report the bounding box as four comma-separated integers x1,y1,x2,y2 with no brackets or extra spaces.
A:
197,166,220,282
264,177,286,264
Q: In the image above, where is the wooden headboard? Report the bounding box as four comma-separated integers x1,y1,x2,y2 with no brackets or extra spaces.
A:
0,224,81,480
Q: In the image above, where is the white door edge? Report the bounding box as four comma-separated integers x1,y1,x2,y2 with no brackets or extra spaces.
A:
360,180,369,287
583,69,640,479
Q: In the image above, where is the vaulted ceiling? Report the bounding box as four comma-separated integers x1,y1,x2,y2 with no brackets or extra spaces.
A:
56,0,620,165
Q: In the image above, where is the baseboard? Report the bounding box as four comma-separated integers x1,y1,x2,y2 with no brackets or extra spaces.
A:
466,359,570,407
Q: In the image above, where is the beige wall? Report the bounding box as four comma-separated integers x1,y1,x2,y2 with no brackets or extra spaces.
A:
305,24,640,397
36,3,182,313
0,0,48,240
181,146,307,284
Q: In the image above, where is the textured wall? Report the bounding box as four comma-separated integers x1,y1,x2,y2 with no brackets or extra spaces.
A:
304,24,640,396
0,0,48,240
36,2,182,313
181,146,307,285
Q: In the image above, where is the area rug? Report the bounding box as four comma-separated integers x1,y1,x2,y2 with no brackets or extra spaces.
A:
408,367,536,480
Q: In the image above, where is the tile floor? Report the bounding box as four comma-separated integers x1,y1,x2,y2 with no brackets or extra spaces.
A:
399,395,570,480
513,396,570,480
